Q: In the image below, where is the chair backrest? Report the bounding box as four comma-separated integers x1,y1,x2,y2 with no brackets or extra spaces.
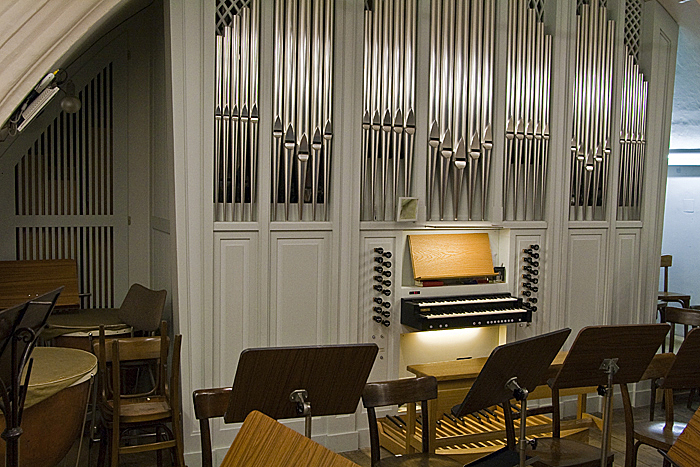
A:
664,308,700,353
193,387,232,467
362,376,437,466
662,328,700,391
666,405,700,467
111,332,182,423
661,255,673,292
117,283,167,333
93,320,170,401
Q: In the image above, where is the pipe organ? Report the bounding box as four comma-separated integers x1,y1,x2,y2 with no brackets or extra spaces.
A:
204,0,675,460
0,0,677,462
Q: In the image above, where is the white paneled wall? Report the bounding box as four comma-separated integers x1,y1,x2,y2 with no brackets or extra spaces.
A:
270,232,331,345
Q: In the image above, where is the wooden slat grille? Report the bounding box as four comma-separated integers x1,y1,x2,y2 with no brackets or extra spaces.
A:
13,63,115,308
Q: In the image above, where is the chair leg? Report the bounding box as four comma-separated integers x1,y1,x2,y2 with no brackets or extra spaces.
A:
174,417,186,467
111,426,119,467
156,426,163,467
97,427,107,467
688,388,696,410
631,440,642,467
624,438,634,467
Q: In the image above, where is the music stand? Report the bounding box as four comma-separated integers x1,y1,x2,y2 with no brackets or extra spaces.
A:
451,328,571,467
0,287,62,467
532,324,670,467
224,343,379,438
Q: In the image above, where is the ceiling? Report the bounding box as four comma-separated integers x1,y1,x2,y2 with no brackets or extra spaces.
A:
655,0,700,153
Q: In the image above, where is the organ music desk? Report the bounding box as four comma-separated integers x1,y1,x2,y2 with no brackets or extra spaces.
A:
373,352,670,464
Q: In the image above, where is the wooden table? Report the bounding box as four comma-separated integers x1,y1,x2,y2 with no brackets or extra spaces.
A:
658,292,691,309
43,308,132,351
405,352,671,457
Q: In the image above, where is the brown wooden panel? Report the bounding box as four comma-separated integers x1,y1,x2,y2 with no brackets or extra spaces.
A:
552,324,670,389
0,259,80,310
667,406,700,467
408,233,496,281
224,344,378,423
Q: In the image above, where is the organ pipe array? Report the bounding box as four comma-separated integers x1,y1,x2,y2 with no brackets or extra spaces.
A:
213,0,651,225
427,0,495,221
617,48,648,220
214,1,259,222
503,0,552,221
570,0,615,220
360,0,417,222
272,0,334,221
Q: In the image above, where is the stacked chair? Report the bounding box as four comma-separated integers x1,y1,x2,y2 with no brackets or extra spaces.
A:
93,320,185,467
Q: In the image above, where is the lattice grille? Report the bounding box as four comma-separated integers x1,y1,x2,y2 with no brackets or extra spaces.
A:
530,0,545,22
577,0,607,14
13,63,116,308
625,0,643,63
216,0,252,34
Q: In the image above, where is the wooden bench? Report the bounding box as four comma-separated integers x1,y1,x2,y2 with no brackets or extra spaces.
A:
0,259,82,310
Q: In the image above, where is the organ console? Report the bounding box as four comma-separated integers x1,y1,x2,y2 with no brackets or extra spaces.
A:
401,293,531,330
397,233,536,331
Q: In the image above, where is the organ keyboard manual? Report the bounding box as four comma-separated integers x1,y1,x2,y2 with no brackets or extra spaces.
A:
400,232,532,330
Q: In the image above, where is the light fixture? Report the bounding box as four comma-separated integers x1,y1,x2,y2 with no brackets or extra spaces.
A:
60,80,81,114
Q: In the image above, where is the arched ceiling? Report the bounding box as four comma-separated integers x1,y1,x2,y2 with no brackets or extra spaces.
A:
0,0,143,130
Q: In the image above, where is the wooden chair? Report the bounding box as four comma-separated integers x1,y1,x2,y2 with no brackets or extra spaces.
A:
622,328,700,467
193,386,232,467
118,283,167,334
659,307,700,413
662,405,700,467
362,376,463,467
658,255,691,309
93,320,185,467
116,284,167,394
219,410,360,467
526,325,669,467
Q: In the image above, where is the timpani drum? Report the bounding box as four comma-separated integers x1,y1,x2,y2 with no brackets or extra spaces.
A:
44,308,133,351
0,347,97,467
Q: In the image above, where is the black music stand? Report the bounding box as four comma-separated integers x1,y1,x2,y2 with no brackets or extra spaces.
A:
223,343,379,438
451,328,572,467
529,324,670,467
0,287,62,467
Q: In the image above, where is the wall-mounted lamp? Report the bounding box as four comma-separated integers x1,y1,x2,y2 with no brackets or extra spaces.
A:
60,80,81,114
